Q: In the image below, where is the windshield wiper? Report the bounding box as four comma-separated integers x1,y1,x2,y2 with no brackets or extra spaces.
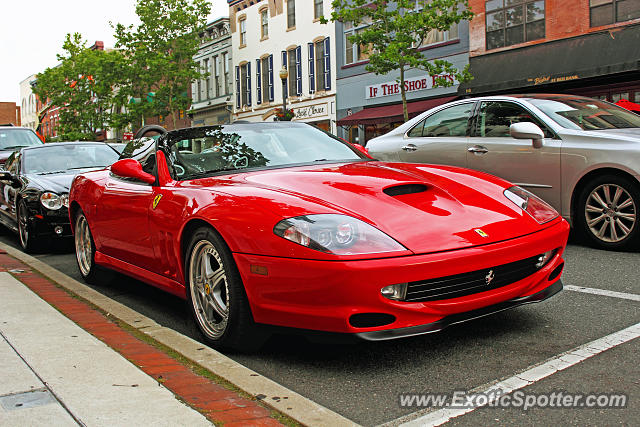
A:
67,165,106,170
1,145,27,150
37,170,68,175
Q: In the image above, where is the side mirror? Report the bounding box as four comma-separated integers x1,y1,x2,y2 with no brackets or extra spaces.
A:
0,170,20,188
510,122,544,149
110,159,156,184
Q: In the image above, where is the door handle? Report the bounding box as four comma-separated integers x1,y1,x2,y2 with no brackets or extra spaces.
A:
402,144,418,152
467,145,489,154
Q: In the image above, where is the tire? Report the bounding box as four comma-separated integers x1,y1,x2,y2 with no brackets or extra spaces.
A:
576,174,640,251
185,227,267,351
17,200,40,253
74,210,113,285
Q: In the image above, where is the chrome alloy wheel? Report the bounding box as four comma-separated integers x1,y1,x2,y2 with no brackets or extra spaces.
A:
189,240,229,339
75,215,93,276
18,204,29,249
585,183,637,243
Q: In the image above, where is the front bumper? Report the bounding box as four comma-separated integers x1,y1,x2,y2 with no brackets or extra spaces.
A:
233,218,569,335
356,279,562,341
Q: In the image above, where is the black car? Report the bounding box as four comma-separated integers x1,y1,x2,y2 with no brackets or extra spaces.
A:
0,142,120,252
0,126,43,167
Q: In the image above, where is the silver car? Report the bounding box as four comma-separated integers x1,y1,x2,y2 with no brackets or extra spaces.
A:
367,94,640,251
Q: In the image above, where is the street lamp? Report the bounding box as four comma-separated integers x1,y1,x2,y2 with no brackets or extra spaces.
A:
278,67,288,118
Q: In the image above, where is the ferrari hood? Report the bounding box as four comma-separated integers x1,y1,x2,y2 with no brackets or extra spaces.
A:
230,161,550,255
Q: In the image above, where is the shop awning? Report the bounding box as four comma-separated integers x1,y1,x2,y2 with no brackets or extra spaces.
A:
337,96,458,126
460,23,640,95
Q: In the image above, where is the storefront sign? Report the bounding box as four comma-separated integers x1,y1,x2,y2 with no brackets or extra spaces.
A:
365,74,455,99
528,74,579,85
293,103,328,120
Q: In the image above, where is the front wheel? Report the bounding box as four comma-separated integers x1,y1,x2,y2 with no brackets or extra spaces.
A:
576,175,640,250
74,210,112,285
185,227,266,351
17,200,40,253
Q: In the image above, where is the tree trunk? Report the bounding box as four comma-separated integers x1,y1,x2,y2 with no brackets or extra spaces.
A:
400,66,408,122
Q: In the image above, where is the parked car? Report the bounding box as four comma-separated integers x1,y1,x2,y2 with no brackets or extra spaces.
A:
0,142,120,252
69,123,568,351
0,126,43,167
367,94,640,251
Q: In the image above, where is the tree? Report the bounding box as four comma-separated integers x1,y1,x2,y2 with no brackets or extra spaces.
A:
113,0,211,129
34,33,129,140
325,0,473,121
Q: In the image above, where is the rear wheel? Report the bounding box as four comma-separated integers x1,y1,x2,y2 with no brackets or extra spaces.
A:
185,227,266,351
576,175,640,250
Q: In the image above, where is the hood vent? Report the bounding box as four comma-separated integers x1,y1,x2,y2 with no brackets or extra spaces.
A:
383,183,428,197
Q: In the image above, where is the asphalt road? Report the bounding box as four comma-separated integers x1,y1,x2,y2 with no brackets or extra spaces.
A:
1,227,638,426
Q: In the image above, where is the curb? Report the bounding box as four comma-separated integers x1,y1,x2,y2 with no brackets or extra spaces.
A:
0,242,359,427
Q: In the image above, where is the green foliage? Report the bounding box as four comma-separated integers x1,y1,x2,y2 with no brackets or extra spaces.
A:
113,0,211,128
34,33,129,140
325,0,473,121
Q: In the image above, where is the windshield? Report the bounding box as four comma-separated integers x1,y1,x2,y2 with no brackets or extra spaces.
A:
22,144,120,174
166,124,365,180
528,97,640,130
0,128,42,150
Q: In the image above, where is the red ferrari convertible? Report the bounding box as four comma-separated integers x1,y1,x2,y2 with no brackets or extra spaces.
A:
69,123,569,350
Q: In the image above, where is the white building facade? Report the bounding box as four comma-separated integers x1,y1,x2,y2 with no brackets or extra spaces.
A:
19,74,38,130
228,0,337,132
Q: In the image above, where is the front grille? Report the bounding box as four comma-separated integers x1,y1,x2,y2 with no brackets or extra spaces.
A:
405,254,541,302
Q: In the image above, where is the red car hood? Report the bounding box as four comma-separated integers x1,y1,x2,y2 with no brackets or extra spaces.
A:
221,161,548,255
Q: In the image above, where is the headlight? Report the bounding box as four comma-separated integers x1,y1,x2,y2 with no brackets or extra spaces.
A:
274,214,407,255
504,186,558,224
40,192,63,210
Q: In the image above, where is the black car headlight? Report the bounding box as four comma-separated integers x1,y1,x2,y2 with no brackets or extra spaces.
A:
274,214,406,255
40,192,67,210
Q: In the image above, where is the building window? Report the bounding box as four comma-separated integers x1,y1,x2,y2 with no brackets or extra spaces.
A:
214,55,221,98
223,52,231,95
256,55,274,104
239,18,247,46
287,48,298,95
485,0,545,50
344,20,372,65
287,0,296,29
312,38,331,92
203,58,211,99
590,0,640,27
260,9,269,39
314,0,323,19
237,62,251,107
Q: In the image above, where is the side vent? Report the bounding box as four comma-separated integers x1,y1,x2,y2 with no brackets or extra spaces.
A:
383,184,428,197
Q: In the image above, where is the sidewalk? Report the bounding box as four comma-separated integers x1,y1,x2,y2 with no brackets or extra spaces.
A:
0,252,284,426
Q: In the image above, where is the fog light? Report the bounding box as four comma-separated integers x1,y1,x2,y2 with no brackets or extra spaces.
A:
381,283,407,301
54,226,63,235
535,249,556,268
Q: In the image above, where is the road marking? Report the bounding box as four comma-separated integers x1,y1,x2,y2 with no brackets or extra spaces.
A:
393,322,640,427
565,285,640,302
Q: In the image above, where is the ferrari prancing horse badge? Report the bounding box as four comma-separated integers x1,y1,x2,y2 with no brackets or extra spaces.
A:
152,194,163,209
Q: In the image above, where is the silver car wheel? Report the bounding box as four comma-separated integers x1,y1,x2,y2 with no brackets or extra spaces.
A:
75,215,93,276
188,240,229,339
18,203,29,249
585,183,637,243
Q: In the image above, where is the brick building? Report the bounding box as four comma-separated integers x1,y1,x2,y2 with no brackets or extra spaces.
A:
0,102,21,126
461,0,640,102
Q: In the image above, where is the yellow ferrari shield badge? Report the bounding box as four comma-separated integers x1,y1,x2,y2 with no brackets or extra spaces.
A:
474,228,489,238
152,194,163,210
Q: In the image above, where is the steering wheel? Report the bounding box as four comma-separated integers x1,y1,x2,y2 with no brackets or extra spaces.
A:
133,125,167,139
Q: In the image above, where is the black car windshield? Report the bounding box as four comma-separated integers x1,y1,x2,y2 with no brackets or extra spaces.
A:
166,123,366,180
528,97,640,130
22,144,120,174
0,129,42,150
